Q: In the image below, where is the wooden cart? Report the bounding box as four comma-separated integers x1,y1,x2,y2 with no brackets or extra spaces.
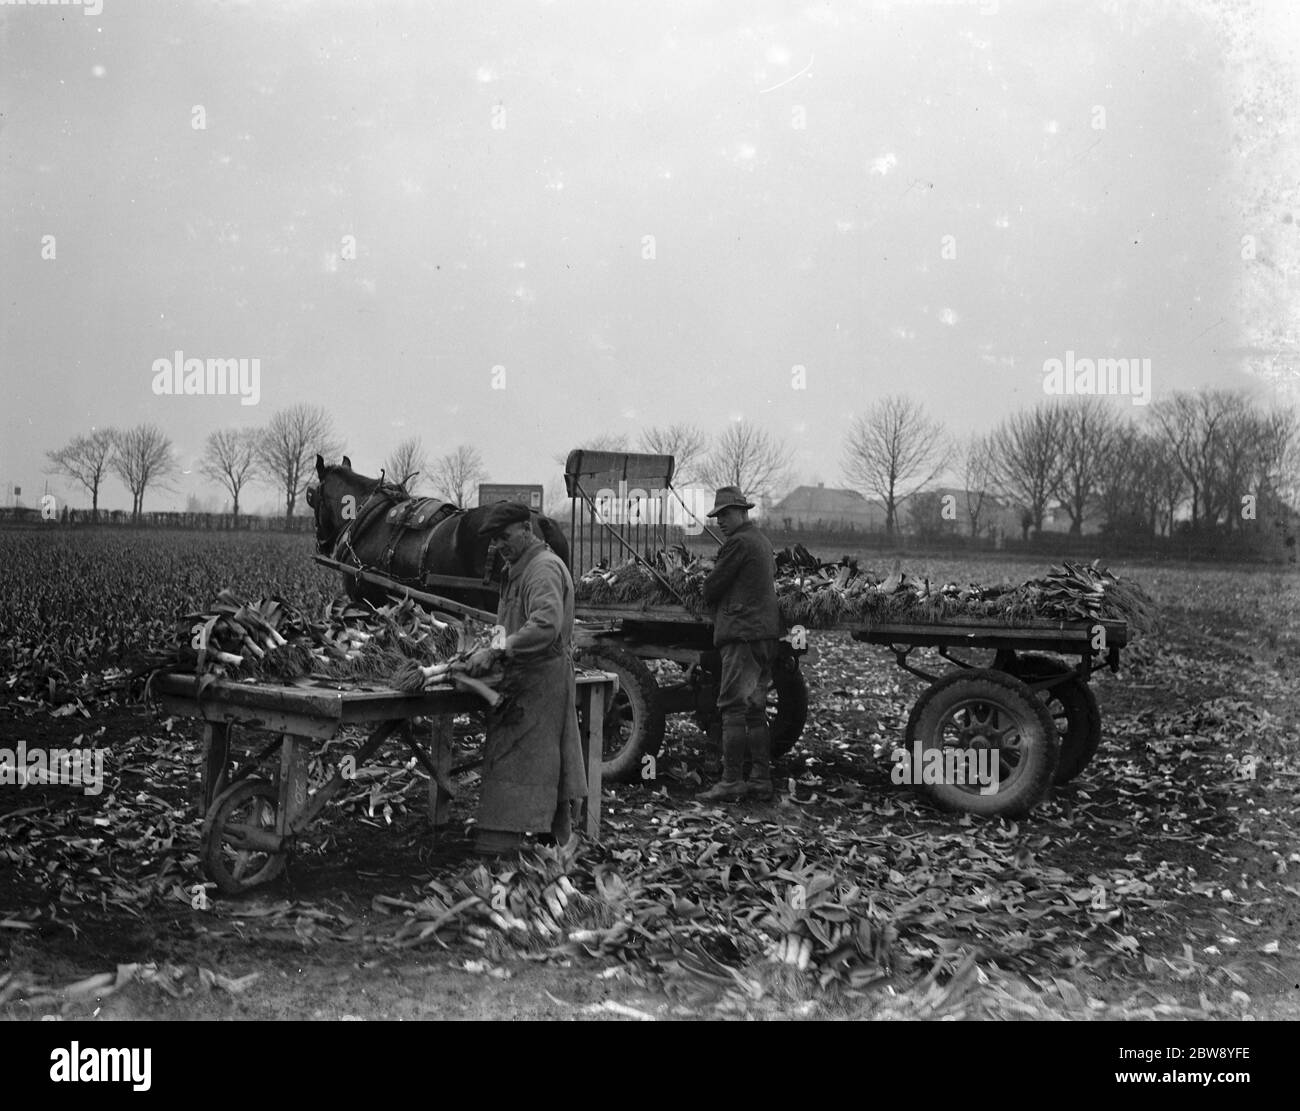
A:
571,601,808,782
850,616,1128,818
564,449,809,782
314,450,810,786
153,669,619,894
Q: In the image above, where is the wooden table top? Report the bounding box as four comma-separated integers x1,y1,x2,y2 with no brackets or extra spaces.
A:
152,668,618,726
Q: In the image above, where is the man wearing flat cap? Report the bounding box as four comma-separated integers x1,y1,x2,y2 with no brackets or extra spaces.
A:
697,485,782,802
462,500,587,855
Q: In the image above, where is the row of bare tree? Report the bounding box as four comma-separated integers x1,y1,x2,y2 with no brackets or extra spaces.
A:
45,406,488,524
842,390,1297,538
44,391,1296,535
557,424,790,496
43,415,799,524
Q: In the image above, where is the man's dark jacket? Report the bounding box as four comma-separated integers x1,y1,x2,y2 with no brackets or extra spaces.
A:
701,520,781,646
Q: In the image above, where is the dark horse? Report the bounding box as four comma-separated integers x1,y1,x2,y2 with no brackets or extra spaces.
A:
306,455,570,612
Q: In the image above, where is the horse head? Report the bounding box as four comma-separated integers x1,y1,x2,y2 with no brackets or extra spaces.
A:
308,453,367,555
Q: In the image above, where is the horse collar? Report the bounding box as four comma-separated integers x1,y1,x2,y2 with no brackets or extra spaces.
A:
329,478,391,562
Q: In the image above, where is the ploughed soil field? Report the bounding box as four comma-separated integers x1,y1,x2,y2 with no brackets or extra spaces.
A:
1,526,1297,1020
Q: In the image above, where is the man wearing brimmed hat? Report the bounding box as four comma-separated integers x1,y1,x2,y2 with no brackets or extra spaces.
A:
697,485,782,802
462,500,587,855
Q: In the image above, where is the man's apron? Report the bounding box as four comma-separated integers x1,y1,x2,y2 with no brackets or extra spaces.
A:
477,545,588,835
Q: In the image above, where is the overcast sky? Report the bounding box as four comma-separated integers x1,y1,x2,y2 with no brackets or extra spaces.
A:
2,0,1297,513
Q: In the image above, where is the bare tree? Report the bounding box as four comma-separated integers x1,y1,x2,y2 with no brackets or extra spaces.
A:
1149,391,1300,534
1149,434,1190,537
1095,421,1142,533
1252,405,1299,512
575,433,629,451
430,444,488,506
638,424,709,486
906,490,953,540
1150,435,1187,537
842,395,945,536
989,403,1067,534
256,405,343,517
699,422,793,504
384,437,428,493
1052,397,1119,535
960,434,997,538
1150,390,1244,531
200,428,262,525
1215,396,1262,534
45,428,115,521
109,425,177,522
1095,421,1172,536
553,433,630,467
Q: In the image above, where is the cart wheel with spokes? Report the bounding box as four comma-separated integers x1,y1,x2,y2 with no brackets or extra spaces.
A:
575,647,665,784
201,778,287,895
769,653,809,758
694,649,810,763
1004,654,1102,784
903,668,1059,818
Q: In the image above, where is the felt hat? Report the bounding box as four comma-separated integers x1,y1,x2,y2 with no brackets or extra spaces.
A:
478,500,531,537
705,485,755,517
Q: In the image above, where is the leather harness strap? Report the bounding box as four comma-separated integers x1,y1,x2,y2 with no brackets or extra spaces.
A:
417,502,460,579
331,486,464,582
378,500,412,575
331,484,395,566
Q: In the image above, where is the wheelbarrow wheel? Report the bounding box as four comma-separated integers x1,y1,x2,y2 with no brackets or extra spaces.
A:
201,778,287,895
1005,654,1102,784
903,668,1059,818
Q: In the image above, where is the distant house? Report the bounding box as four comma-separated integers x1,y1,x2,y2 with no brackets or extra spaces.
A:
768,482,1111,538
923,487,1024,538
1037,497,1106,535
770,484,887,531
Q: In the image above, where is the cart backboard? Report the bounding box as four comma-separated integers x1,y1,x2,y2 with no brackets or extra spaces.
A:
564,449,715,579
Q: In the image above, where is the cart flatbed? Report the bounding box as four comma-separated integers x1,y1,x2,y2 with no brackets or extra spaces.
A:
154,668,619,893
575,601,709,624
852,617,1128,653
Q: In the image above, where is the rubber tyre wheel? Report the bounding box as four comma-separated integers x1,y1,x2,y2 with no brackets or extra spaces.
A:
576,647,665,784
693,653,809,761
769,657,809,758
903,668,1059,818
201,778,287,895
1005,654,1103,784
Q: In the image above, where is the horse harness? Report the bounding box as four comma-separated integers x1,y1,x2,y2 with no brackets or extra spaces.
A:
331,482,461,581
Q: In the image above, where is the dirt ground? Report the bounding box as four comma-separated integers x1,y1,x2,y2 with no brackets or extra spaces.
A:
2,562,1299,1021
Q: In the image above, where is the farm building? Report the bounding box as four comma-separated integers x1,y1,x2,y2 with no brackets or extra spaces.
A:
770,484,887,531
771,483,1030,537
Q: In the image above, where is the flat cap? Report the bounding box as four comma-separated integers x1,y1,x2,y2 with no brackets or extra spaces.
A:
478,500,531,537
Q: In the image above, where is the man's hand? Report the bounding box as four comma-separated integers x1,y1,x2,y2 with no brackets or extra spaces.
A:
462,647,500,677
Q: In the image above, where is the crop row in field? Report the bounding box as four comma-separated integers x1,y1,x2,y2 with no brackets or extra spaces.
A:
0,527,337,702
2,526,1296,704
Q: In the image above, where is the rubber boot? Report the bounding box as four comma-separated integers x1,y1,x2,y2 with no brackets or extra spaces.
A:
697,721,748,801
745,721,774,801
